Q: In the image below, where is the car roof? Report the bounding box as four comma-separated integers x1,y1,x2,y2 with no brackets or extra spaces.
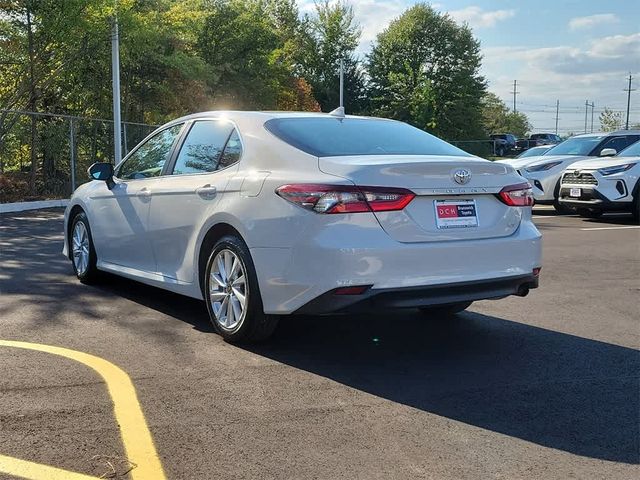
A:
165,110,386,127
571,130,640,138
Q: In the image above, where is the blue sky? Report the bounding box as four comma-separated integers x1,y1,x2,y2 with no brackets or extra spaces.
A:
300,1,640,134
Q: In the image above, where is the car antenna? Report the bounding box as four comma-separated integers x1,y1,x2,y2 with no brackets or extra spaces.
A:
329,59,345,118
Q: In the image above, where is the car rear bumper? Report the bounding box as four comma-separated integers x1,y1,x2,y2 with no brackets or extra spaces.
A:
250,214,542,315
294,274,539,314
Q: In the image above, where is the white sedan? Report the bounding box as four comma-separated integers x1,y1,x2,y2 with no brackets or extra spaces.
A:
63,111,542,343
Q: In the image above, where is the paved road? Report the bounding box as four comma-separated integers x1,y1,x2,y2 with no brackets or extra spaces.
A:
0,208,638,479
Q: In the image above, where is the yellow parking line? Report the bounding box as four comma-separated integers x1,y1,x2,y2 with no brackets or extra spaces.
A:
0,340,166,480
0,454,99,480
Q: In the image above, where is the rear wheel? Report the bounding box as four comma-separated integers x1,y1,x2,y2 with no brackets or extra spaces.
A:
204,235,279,343
576,208,602,219
633,195,640,224
70,212,99,284
419,301,472,317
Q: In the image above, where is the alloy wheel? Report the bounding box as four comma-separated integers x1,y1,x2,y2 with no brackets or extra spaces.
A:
71,221,90,275
209,249,247,331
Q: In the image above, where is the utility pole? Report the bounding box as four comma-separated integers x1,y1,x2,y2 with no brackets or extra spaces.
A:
111,8,122,165
590,102,595,133
624,74,635,130
339,59,344,108
510,80,519,112
584,100,592,133
555,100,559,134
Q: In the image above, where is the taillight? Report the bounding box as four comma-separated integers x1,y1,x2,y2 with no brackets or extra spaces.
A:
497,182,534,207
275,184,415,214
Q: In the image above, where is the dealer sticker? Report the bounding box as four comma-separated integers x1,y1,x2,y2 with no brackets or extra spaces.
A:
434,199,479,229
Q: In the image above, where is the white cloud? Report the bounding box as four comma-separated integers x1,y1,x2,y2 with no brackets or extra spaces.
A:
482,33,640,132
569,13,619,31
448,6,515,29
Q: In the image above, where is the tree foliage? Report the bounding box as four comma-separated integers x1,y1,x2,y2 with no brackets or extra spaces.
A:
599,107,623,132
367,3,487,140
481,92,532,138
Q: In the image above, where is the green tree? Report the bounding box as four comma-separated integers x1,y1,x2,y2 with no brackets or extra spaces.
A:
481,92,531,138
298,0,366,113
599,107,623,132
367,3,487,140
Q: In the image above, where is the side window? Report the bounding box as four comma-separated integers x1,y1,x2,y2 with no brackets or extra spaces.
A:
172,120,235,175
117,124,183,179
219,130,242,169
595,135,640,156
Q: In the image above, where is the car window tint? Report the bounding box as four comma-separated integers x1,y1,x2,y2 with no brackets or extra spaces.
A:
172,120,235,175
118,124,183,179
545,136,604,156
593,135,640,156
265,118,470,157
219,129,242,169
618,139,640,157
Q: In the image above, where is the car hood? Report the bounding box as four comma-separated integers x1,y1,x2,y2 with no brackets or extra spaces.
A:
495,155,550,169
522,155,590,169
565,156,640,170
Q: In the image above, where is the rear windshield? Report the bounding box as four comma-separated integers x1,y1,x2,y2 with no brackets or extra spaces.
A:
264,117,471,157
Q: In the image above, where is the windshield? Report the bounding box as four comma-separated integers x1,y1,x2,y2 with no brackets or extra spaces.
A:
265,117,471,157
617,140,640,157
544,135,604,156
517,146,551,158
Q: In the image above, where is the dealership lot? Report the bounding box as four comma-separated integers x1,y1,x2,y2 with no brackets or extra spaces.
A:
0,208,638,479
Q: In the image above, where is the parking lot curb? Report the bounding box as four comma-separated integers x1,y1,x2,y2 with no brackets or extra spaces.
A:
0,199,69,214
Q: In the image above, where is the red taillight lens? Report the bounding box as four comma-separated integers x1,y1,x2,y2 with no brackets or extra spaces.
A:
497,182,534,207
275,184,415,214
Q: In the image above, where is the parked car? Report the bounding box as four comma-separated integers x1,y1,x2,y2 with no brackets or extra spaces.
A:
519,131,640,212
558,139,640,221
515,133,562,152
490,133,518,156
63,111,542,343
515,145,554,158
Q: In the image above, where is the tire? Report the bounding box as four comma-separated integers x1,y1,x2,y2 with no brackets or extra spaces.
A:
576,208,602,219
69,212,100,284
419,301,472,317
203,235,279,344
632,195,640,224
553,181,572,214
496,146,505,157
553,199,572,214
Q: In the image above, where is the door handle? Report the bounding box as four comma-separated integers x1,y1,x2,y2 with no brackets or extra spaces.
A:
196,184,217,198
137,187,151,198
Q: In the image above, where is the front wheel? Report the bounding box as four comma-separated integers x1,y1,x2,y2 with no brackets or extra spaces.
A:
419,301,472,317
576,208,602,219
70,212,99,284
204,235,279,344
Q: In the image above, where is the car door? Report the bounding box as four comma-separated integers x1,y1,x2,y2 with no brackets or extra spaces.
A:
592,135,640,156
146,119,243,283
89,123,184,274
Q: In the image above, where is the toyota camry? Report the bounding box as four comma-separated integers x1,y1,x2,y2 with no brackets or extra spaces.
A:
63,111,542,343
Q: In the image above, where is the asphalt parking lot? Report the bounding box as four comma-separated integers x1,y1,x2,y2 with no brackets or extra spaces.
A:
0,208,638,479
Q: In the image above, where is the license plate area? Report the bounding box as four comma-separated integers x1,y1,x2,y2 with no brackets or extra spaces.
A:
434,199,478,229
570,188,581,198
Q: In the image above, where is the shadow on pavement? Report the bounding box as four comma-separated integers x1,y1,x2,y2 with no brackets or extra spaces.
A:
248,312,640,465
2,209,639,465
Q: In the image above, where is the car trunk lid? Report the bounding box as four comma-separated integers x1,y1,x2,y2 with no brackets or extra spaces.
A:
319,155,526,243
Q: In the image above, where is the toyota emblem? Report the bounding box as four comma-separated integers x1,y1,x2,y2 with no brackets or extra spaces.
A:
453,168,471,185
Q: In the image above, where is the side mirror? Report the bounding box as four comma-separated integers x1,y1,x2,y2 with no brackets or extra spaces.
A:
599,148,617,157
88,162,115,189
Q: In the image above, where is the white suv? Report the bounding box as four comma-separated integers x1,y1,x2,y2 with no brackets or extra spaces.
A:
558,140,640,221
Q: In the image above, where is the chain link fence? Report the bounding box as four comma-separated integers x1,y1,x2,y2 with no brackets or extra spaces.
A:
1,110,509,203
0,109,157,203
